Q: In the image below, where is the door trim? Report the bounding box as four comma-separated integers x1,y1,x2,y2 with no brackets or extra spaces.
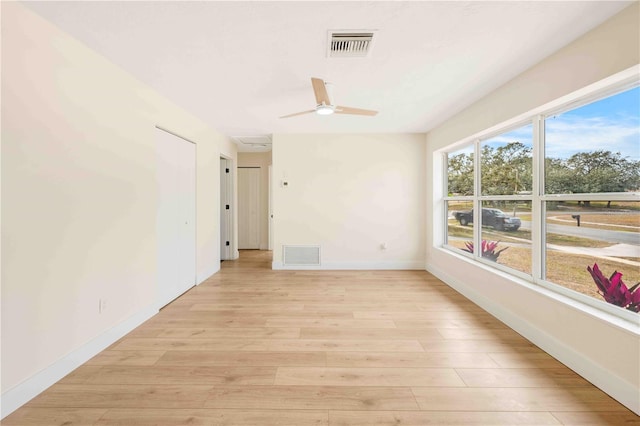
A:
220,156,234,260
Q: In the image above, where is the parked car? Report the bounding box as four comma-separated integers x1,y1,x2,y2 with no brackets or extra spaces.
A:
453,208,521,231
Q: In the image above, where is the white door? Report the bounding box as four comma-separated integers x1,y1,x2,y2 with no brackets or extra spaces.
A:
156,128,196,309
220,157,232,260
238,167,260,249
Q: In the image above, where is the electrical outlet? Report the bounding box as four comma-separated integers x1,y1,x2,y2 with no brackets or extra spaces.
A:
99,298,107,314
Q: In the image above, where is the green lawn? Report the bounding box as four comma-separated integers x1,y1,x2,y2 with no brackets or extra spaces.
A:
446,241,640,305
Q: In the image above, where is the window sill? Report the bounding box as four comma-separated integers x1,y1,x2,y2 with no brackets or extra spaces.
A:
438,245,640,336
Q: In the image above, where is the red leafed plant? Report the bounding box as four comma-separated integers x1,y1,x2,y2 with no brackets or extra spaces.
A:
463,240,508,262
587,263,640,313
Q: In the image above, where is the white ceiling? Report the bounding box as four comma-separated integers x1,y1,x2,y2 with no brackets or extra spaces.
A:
24,1,631,150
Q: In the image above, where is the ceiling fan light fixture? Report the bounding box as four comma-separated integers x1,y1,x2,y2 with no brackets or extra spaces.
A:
316,104,335,115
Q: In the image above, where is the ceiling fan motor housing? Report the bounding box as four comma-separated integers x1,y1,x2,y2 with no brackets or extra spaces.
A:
316,103,335,115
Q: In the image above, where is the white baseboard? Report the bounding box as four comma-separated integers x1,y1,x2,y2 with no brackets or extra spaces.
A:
197,264,219,285
0,305,158,419
426,263,640,416
272,260,424,270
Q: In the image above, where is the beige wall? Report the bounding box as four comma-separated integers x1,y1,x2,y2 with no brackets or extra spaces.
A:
1,1,236,400
238,152,272,250
425,3,640,414
272,133,425,269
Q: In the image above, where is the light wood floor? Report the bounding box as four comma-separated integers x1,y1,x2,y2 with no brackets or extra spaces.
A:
5,251,639,425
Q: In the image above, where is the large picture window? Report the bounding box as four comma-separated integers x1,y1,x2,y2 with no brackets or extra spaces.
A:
444,82,639,317
481,124,533,196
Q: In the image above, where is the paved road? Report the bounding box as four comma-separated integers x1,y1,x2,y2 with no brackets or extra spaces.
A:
520,221,639,245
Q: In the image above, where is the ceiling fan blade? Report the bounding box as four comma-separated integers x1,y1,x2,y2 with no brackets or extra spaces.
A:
279,109,316,119
335,106,378,116
311,77,331,105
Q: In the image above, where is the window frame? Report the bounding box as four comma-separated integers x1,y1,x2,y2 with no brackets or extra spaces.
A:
441,68,640,324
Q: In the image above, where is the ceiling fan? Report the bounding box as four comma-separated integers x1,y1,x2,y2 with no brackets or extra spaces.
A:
280,77,378,118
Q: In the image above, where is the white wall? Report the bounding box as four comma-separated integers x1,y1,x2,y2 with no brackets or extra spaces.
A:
272,133,425,269
425,3,639,414
238,152,272,250
1,2,236,416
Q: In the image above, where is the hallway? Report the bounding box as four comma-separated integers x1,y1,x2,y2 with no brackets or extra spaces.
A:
5,251,637,425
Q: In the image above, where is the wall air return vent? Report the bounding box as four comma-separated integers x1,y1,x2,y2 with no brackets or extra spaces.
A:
283,245,321,266
328,31,376,58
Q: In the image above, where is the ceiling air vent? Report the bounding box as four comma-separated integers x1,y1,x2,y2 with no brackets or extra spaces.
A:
328,31,375,58
232,135,272,149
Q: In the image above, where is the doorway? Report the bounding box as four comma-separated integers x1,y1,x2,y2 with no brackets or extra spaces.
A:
238,167,261,249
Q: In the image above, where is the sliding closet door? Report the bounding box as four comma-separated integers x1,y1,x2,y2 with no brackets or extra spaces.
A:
156,128,196,309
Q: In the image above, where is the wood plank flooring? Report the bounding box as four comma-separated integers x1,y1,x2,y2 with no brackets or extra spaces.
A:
4,250,639,425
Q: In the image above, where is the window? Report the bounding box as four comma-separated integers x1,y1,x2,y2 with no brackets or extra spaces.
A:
544,201,640,301
446,145,475,253
481,124,533,197
481,200,532,275
443,82,639,317
542,87,640,306
447,145,474,196
446,200,473,252
545,88,639,195
480,124,533,275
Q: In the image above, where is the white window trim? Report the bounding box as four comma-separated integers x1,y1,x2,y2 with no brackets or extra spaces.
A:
441,65,640,326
